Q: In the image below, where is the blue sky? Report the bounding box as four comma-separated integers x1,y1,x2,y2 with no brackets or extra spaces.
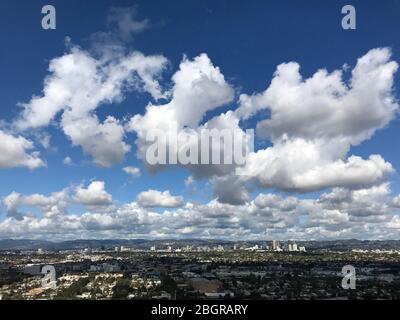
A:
1,0,400,240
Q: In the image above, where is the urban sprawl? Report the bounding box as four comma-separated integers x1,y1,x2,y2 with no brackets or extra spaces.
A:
1,240,400,300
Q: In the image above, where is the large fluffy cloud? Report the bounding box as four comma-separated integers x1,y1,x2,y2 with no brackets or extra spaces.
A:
237,142,393,192
235,48,398,193
15,46,168,167
0,130,45,169
236,48,398,141
128,54,238,176
62,115,130,168
127,48,399,202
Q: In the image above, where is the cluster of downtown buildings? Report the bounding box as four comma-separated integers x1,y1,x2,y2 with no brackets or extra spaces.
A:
110,241,307,253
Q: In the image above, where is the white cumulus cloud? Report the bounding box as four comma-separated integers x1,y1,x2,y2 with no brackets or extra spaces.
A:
137,190,184,208
15,46,168,167
0,130,45,170
123,166,141,178
235,48,398,193
74,181,113,206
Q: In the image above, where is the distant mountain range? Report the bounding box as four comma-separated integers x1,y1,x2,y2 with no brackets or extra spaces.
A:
0,239,400,251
